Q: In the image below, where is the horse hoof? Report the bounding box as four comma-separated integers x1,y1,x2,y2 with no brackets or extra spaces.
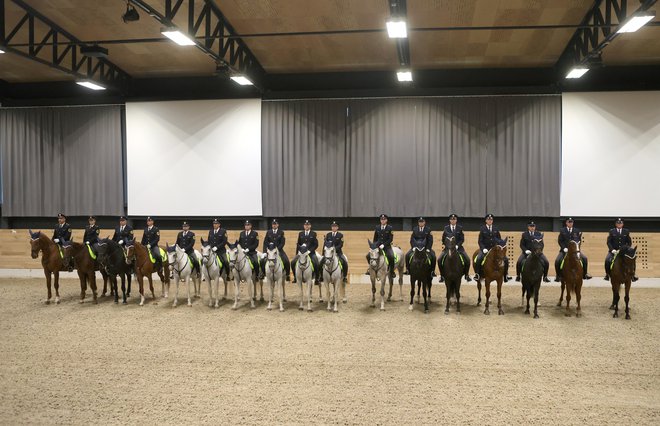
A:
114,300,118,304
576,313,582,318
283,298,288,302
370,304,376,308
564,312,571,317
424,309,429,314
408,305,413,311
342,299,347,304
484,309,490,315
387,297,392,302
444,310,449,315
280,308,285,312
126,293,131,298
534,314,539,319
326,307,332,312
556,301,562,307
498,309,504,315
613,313,618,318
122,301,127,305
333,308,338,313
79,300,84,304
187,303,192,307
232,305,238,310
260,297,265,302
298,307,304,311
101,293,107,297
172,302,177,308
625,315,631,320
476,302,481,306
307,309,313,312
45,300,51,305
609,304,615,310
380,307,385,311
524,310,530,315
267,306,272,311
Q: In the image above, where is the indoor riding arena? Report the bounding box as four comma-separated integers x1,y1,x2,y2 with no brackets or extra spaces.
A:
1,1,659,425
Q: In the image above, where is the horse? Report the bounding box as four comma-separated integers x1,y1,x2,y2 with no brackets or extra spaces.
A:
96,238,132,304
557,239,583,317
408,238,433,313
28,230,67,304
322,241,345,313
439,235,463,315
199,239,233,308
366,240,404,311
231,243,261,310
609,245,637,319
123,241,169,306
166,244,201,307
472,238,508,315
294,247,315,312
520,236,545,319
62,242,109,304
264,243,286,312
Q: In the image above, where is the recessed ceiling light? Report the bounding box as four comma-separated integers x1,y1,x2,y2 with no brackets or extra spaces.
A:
397,71,413,82
386,19,407,38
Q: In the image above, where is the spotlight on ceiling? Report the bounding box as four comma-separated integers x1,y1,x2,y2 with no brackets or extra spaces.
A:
81,45,109,58
397,70,413,82
386,19,408,38
122,2,140,23
230,75,253,86
566,67,589,79
76,80,106,91
617,10,655,33
161,27,196,46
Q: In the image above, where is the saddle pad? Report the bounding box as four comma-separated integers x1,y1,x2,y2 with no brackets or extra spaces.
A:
87,245,97,260
149,247,167,263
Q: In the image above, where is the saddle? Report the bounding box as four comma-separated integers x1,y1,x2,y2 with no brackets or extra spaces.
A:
149,247,167,264
381,249,399,266
559,252,585,271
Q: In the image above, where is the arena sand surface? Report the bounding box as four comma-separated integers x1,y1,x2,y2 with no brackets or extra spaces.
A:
0,278,658,425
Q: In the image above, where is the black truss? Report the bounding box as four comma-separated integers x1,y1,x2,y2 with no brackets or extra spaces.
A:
129,0,265,87
557,0,657,72
0,0,130,90
389,0,410,67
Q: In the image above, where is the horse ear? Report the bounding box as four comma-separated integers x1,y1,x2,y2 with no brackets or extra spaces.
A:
541,232,544,238
28,229,33,236
633,245,638,252
368,239,373,246
201,238,205,245
166,242,170,249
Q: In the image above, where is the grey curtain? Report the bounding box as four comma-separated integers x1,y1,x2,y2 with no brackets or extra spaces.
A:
262,95,560,217
0,105,124,216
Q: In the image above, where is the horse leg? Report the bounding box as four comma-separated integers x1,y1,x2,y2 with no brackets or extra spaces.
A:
44,270,52,304
612,282,620,318
186,276,193,307
53,271,61,304
120,275,126,304
624,281,631,320
423,280,429,314
341,279,347,303
609,283,617,310
298,277,304,311
307,280,313,312
370,277,376,308
456,283,461,314
333,279,339,313
564,287,572,317
325,278,331,311
138,273,146,306
484,281,491,315
79,272,87,303
260,279,265,302
102,273,108,297
398,266,404,301
282,278,287,302
232,278,239,310
497,279,504,315
533,285,540,319
172,276,179,308
90,272,99,304
476,279,482,306
267,278,274,311
525,292,531,315
278,278,285,312
248,278,256,309
380,278,386,311
126,274,131,298
148,272,156,300
206,271,213,308
445,281,450,314
409,278,415,311
575,284,582,318
387,273,393,302
557,281,565,307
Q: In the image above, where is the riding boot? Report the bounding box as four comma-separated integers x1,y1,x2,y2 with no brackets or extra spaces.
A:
389,264,396,279
604,260,611,281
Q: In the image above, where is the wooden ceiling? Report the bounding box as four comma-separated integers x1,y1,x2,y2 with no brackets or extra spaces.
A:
0,0,658,83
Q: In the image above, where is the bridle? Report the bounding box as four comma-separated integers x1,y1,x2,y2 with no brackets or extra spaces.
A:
368,249,385,272
168,248,190,276
323,247,340,275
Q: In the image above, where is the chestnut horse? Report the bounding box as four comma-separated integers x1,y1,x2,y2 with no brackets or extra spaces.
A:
472,238,508,315
124,241,169,306
557,239,583,317
609,245,637,319
63,242,109,304
29,230,67,304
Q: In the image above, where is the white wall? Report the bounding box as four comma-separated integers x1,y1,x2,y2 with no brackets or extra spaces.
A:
561,91,660,217
126,99,262,216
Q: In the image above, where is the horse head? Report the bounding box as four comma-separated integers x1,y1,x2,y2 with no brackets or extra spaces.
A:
226,243,238,270
200,242,213,265
531,235,545,256
323,243,336,259
298,244,309,256
123,239,135,264
367,239,382,269
266,244,279,268
28,229,43,259
444,235,456,255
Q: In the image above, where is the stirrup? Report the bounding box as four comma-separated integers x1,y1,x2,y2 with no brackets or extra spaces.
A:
473,273,480,280
604,275,610,281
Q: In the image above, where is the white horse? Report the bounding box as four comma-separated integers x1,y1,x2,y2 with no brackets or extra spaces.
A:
232,244,263,309
322,243,346,312
295,248,315,311
166,244,201,307
367,240,404,310
200,239,233,308
264,244,286,312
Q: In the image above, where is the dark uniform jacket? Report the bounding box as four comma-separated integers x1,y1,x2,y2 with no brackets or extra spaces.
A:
141,226,160,247
83,225,100,244
52,223,72,243
373,225,393,247
520,230,543,252
558,227,581,252
442,224,465,247
263,228,286,252
478,225,502,251
176,231,196,255
207,228,228,253
238,230,259,254
607,228,632,251
297,230,318,253
410,226,433,250
325,231,344,255
112,225,134,243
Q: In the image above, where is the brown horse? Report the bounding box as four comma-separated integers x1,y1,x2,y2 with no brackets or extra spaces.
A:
557,239,583,317
29,230,67,304
609,245,637,319
472,239,508,315
124,241,169,306
62,242,109,304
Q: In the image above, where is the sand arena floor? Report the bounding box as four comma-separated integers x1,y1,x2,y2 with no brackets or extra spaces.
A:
0,278,658,425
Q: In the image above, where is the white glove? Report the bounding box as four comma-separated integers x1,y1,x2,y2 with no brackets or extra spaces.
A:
301,244,307,247
482,249,488,254
85,241,90,245
563,248,568,253
379,244,385,249
425,249,430,252
455,245,459,250
243,248,249,253
611,249,617,254
212,247,218,252
54,238,60,243
147,244,151,249
525,250,531,255
118,240,124,245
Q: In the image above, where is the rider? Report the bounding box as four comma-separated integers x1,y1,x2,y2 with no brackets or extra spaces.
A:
207,218,231,279
515,221,550,283
554,217,592,281
239,220,262,280
262,219,291,282
404,217,436,277
53,213,73,271
604,217,638,282
112,216,134,245
292,220,321,284
323,221,349,283
368,214,396,279
175,221,200,276
473,214,511,282
438,214,471,282
83,215,100,258
141,216,163,270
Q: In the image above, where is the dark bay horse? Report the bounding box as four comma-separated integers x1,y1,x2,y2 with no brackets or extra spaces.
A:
557,239,583,317
440,235,463,315
124,241,169,306
472,238,508,315
408,238,433,313
29,230,67,304
63,242,109,304
521,236,545,319
609,245,637,319
97,238,133,304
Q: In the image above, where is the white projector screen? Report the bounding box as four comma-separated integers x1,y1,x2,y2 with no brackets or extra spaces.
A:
126,99,262,216
561,91,660,217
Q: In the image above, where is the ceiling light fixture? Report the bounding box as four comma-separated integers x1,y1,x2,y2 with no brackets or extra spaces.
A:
161,27,196,46
566,67,589,79
0,49,5,54
397,70,413,82
386,19,408,38
76,81,106,91
617,10,655,33
122,2,140,23
230,75,253,86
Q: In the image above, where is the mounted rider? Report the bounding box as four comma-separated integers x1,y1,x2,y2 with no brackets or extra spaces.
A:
262,219,291,282
438,214,472,282
175,221,200,276
515,221,550,283
404,217,436,277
